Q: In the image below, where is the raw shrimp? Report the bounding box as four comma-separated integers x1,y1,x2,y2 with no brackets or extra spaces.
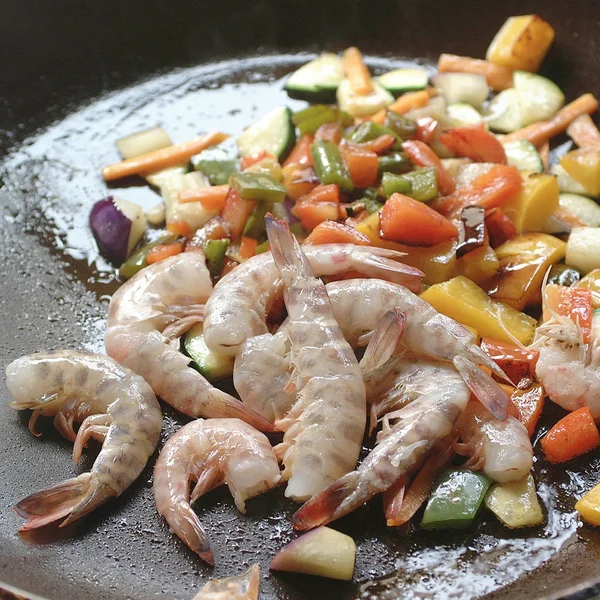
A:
104,252,273,432
202,244,423,356
454,400,533,483
292,355,470,530
265,217,367,501
5,350,162,530
192,564,260,600
153,419,280,564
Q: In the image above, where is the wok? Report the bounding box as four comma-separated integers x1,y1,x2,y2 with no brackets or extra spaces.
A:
1,0,600,598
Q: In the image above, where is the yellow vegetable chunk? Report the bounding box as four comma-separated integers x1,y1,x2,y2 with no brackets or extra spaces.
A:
355,212,457,284
560,149,600,196
487,233,566,311
576,482,600,526
485,474,544,528
502,172,559,233
420,275,537,345
486,15,555,72
576,269,600,307
456,244,499,284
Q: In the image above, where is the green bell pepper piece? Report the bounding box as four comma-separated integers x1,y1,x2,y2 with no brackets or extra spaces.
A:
203,239,230,280
383,111,418,140
192,146,238,186
377,152,411,175
381,172,412,198
349,188,383,215
243,202,270,239
229,172,286,203
293,105,353,136
401,167,438,202
421,468,491,530
311,140,354,193
348,121,403,149
118,233,177,280
255,239,271,254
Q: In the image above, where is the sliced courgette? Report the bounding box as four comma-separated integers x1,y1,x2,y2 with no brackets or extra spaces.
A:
377,67,429,96
183,322,234,381
513,71,564,126
447,103,484,127
559,192,600,226
237,107,295,161
192,145,238,186
485,88,523,133
502,139,543,173
284,53,344,96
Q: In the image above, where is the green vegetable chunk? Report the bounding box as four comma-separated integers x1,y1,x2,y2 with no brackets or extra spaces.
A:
350,188,383,215
243,202,270,239
401,167,438,202
381,172,412,198
384,111,418,139
293,105,353,136
311,140,354,193
378,152,411,175
118,233,176,280
183,322,234,381
230,172,286,203
203,239,229,280
192,146,238,185
348,121,403,149
421,469,491,530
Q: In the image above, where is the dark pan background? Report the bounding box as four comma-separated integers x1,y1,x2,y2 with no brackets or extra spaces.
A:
1,1,600,599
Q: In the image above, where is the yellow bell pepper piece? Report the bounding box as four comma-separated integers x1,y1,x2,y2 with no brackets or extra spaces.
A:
485,474,544,529
576,481,600,526
420,275,537,345
456,244,499,284
560,149,600,196
486,15,555,72
355,212,457,284
487,233,566,311
576,269,600,307
502,172,559,233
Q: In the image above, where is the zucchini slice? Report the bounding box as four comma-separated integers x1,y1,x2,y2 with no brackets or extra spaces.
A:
432,72,489,108
513,71,564,126
237,106,295,160
559,192,600,226
183,322,234,381
447,103,484,127
377,68,429,95
503,139,543,173
485,88,523,133
284,53,344,95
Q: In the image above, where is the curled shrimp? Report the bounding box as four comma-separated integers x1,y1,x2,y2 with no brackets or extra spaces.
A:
203,243,423,356
265,217,367,501
5,350,162,530
104,252,273,432
192,564,260,600
153,419,280,564
454,400,533,483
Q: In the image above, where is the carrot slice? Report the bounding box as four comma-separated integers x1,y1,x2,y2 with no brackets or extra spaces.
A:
102,132,229,181
166,219,193,237
380,193,459,246
402,140,455,195
221,188,256,242
359,134,397,155
511,384,545,437
283,134,314,168
415,117,438,144
543,284,593,344
146,240,185,264
294,184,341,230
369,90,433,124
541,407,600,463
241,151,277,170
437,53,514,91
314,122,343,144
567,113,600,149
239,236,258,259
503,94,599,147
485,207,517,247
178,184,230,209
340,143,379,188
303,220,370,246
438,125,507,164
431,164,522,218
343,46,374,95
480,337,539,386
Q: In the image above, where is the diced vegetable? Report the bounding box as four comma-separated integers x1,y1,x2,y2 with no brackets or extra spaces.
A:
89,197,147,262
239,236,258,259
543,284,593,344
285,53,344,96
485,88,523,133
191,145,238,185
567,113,600,149
486,15,555,72
337,79,393,118
501,172,559,233
420,276,537,344
485,474,544,529
293,105,352,136
576,482,600,526
221,188,256,242
576,269,600,304
440,158,472,179
282,165,319,201
102,132,229,182
511,384,545,436
284,134,314,168
381,172,411,198
513,71,564,126
118,233,177,279
145,165,188,188
145,203,165,226
203,239,230,280
541,407,600,464
116,126,172,159
401,167,439,202
502,140,543,172
378,68,429,95
455,163,495,188
431,73,489,108
488,233,566,311
438,124,507,164
557,193,600,226
311,140,354,192
566,227,600,274
184,322,234,381
378,152,411,175
270,527,356,581
447,103,484,127
380,193,458,246
146,240,185,265
237,107,295,161
402,140,456,195
340,143,379,188
304,220,369,246
348,121,401,146
229,172,286,203
421,469,491,530
485,207,517,247
437,54,514,91
560,149,600,196
384,111,418,139
294,184,341,230
551,163,590,195
178,185,230,210
456,243,499,284
481,337,538,387
242,202,270,239
371,90,433,124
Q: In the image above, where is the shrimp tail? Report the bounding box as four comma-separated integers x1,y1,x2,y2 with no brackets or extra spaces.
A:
360,253,424,293
467,344,513,384
291,472,362,531
453,355,510,420
15,473,116,531
265,215,313,280
205,389,277,433
360,309,406,373
167,502,214,564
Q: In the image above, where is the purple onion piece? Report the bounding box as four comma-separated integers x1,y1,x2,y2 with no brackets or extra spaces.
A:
89,196,132,262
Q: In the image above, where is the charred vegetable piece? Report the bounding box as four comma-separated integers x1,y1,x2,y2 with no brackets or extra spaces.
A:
230,172,286,203
378,152,411,175
576,482,600,526
118,233,177,279
457,206,485,258
183,322,234,382
421,469,491,530
203,239,230,280
381,172,411,198
548,263,581,287
293,105,352,136
485,474,544,529
192,146,239,186
311,140,354,192
400,167,438,202
384,111,418,139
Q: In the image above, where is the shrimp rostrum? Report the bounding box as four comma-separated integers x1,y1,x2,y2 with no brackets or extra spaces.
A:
5,350,162,530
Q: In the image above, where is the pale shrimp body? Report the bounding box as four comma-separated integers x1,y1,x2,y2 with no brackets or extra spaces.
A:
292,356,470,530
105,252,273,431
192,564,260,600
5,350,162,530
266,219,367,502
455,401,533,483
153,418,280,564
202,244,423,356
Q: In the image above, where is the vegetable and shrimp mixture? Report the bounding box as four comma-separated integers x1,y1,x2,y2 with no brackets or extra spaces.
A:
6,13,600,596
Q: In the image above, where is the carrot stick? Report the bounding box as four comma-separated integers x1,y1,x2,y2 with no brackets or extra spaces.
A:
146,240,185,265
538,141,550,171
541,407,600,463
371,90,432,124
239,236,258,259
503,94,599,147
567,113,600,148
178,185,230,209
102,132,229,181
343,47,374,96
437,54,514,91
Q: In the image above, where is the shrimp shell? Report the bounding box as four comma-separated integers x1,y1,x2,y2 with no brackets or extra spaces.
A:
192,564,260,600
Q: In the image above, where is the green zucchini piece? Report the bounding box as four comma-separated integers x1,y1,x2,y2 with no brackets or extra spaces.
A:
237,107,295,160
377,152,411,175
502,139,543,173
284,53,344,95
203,239,229,280
292,105,353,136
183,322,234,381
514,71,564,127
192,146,238,185
230,172,286,203
377,67,429,95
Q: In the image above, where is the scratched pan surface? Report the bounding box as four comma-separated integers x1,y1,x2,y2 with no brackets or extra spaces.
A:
1,0,600,598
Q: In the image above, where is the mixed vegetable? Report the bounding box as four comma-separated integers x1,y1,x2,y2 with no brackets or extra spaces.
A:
88,14,600,579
